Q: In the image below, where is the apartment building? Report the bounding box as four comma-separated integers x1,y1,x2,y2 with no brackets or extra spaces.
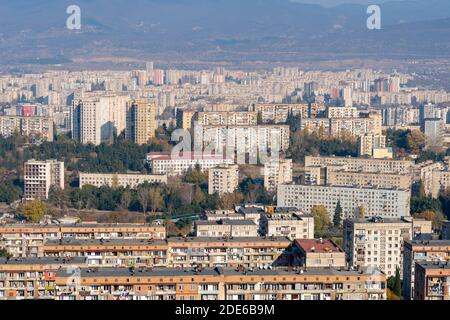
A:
330,115,382,138
358,134,389,158
208,165,239,195
194,111,257,126
292,239,346,268
0,257,87,300
0,115,54,141
416,161,445,197
299,118,330,135
250,103,309,123
414,261,450,300
147,152,234,176
195,219,259,238
343,217,432,277
326,106,359,118
325,169,412,190
0,223,166,257
24,159,64,200
125,99,157,145
263,159,293,192
41,236,292,269
277,184,411,219
304,156,414,175
431,169,450,198
200,125,290,155
176,109,196,129
260,211,314,240
71,95,129,146
403,240,450,300
167,237,292,269
79,172,167,189
53,266,386,300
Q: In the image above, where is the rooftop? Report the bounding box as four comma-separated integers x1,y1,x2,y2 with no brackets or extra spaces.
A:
0,257,87,266
295,239,343,253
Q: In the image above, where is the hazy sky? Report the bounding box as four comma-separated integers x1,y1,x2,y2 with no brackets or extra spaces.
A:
291,0,405,7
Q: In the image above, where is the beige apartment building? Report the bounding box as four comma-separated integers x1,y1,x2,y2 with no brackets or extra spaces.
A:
0,223,167,258
52,266,386,301
263,158,293,192
24,159,64,200
358,133,389,158
176,109,195,129
325,169,412,190
403,240,450,300
414,261,450,300
194,111,257,126
326,106,359,118
305,156,415,175
292,239,346,268
79,172,167,189
195,219,259,238
208,165,239,195
343,217,432,278
260,211,315,240
250,103,309,123
125,99,157,145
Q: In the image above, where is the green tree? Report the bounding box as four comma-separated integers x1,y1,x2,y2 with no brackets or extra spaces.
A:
0,248,11,258
333,200,343,227
148,187,164,213
393,267,402,297
413,210,446,231
311,205,331,235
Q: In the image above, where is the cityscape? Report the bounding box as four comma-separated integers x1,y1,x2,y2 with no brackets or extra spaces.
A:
0,0,450,307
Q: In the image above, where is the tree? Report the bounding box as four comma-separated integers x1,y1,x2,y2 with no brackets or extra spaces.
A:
48,185,68,209
0,248,11,258
393,267,402,297
137,187,149,214
311,205,331,235
413,210,446,231
355,205,366,219
120,190,132,211
333,200,343,227
19,200,47,223
148,187,164,213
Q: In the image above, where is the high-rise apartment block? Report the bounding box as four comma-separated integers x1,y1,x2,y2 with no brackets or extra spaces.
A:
208,165,239,195
263,158,293,192
125,99,157,145
343,217,432,277
24,160,64,200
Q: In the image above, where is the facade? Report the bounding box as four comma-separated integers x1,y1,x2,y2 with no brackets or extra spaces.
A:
326,106,359,119
292,239,346,268
431,170,450,198
325,169,412,190
304,156,414,175
71,95,128,146
0,257,87,300
414,261,450,300
147,152,234,176
125,99,157,145
260,211,314,240
195,219,259,238
53,266,386,301
176,110,195,129
0,115,54,141
250,103,309,123
195,111,257,126
79,172,167,189
208,165,239,195
403,240,450,300
358,134,388,158
263,159,293,192
277,184,411,219
24,159,64,200
343,217,432,277
0,223,166,257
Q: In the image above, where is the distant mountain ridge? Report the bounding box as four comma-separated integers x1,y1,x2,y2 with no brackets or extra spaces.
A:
0,0,449,66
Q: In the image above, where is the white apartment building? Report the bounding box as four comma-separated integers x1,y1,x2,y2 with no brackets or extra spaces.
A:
195,219,259,238
79,173,167,189
24,160,65,200
343,217,432,277
326,106,359,118
195,111,257,126
147,152,235,176
208,165,239,195
277,184,411,219
263,159,293,192
0,116,54,141
71,95,129,146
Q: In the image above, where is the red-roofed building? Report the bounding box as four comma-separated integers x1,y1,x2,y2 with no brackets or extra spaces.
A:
292,239,346,268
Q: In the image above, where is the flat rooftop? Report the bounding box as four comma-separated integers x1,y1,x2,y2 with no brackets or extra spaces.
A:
45,238,167,246
195,219,256,226
405,240,450,247
0,257,87,266
416,261,450,270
